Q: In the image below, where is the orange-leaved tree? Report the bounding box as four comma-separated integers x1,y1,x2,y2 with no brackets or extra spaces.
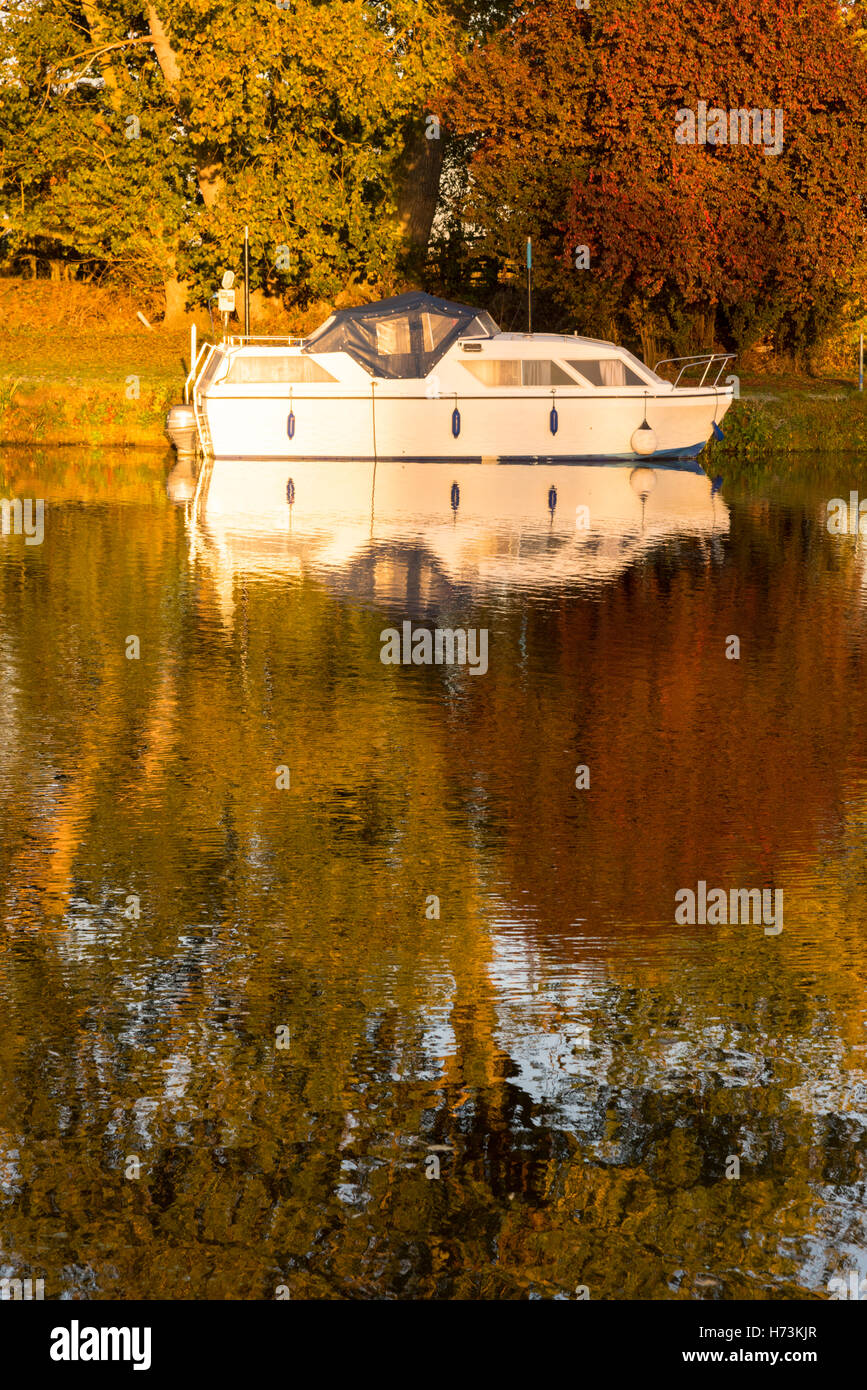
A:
439,0,867,361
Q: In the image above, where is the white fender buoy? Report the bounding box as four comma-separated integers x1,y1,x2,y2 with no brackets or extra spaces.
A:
631,421,657,456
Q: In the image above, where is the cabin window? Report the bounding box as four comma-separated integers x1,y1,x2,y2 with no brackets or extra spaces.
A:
462,360,521,387
463,312,500,339
420,312,460,351
567,359,646,387
461,360,574,387
368,310,461,373
375,316,413,356
521,360,577,386
224,356,337,384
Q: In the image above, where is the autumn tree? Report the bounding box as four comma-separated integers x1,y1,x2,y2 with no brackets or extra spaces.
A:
439,0,867,359
0,0,456,319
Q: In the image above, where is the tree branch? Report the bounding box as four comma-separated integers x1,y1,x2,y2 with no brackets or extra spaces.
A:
39,36,152,115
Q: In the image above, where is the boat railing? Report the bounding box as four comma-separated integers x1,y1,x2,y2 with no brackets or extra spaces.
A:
225,335,307,347
652,353,736,389
184,341,213,404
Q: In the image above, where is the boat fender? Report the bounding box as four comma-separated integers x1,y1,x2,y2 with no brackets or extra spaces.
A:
287,410,296,439
548,484,557,512
451,481,460,511
631,421,657,456
549,405,559,436
287,478,295,504
712,421,724,441
452,406,461,438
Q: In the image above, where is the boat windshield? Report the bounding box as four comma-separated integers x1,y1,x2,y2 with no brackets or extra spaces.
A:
197,348,228,392
302,292,499,379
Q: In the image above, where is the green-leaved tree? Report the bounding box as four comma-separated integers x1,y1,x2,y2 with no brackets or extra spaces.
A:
0,0,456,319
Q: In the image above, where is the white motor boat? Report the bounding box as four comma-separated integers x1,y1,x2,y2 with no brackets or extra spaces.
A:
174,292,735,464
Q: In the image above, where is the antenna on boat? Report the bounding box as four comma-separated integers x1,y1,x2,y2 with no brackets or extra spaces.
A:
526,237,532,334
243,226,250,338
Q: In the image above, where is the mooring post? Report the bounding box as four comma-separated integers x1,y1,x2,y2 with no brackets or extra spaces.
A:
184,323,197,403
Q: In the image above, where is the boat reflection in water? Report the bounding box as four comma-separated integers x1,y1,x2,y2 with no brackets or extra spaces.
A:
172,457,729,622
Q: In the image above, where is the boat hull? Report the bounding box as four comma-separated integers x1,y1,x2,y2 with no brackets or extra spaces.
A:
200,389,732,462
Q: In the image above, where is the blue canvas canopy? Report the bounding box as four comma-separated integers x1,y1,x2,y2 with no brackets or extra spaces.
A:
302,292,499,380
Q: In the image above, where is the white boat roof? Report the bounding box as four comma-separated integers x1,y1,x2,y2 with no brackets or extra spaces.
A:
492,332,619,349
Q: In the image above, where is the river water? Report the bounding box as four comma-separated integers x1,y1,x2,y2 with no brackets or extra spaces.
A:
0,448,865,1300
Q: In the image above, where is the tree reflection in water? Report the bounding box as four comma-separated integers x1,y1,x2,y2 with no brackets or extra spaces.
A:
0,450,863,1299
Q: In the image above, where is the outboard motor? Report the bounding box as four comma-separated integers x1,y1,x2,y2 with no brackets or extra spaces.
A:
165,403,198,456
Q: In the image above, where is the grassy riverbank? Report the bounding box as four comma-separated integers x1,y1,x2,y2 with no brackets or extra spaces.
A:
707,371,867,474
0,329,195,448
0,279,203,448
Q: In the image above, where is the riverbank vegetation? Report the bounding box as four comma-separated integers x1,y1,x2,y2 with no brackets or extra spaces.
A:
0,280,189,445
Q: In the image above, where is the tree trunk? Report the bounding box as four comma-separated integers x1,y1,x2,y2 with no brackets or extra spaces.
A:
249,287,288,332
196,160,224,209
394,121,445,278
163,276,187,326
146,4,224,208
